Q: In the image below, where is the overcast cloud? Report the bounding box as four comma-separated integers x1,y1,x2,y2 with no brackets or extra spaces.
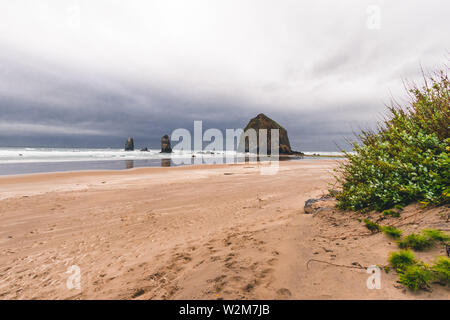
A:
0,0,449,150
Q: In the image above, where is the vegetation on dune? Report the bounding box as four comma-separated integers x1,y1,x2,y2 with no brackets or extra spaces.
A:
382,209,401,218
359,220,449,291
422,229,450,243
382,225,403,239
362,219,403,238
398,233,434,251
388,250,416,271
388,251,450,290
397,229,450,250
396,257,450,291
334,70,449,211
328,65,450,292
386,228,450,291
363,219,381,233
398,264,433,291
431,256,450,285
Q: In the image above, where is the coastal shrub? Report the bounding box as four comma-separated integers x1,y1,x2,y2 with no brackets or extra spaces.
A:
388,250,416,271
399,265,433,291
363,219,381,233
431,256,450,285
335,70,449,211
382,226,403,239
398,233,434,251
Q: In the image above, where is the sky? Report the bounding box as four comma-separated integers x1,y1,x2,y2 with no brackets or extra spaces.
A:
0,0,449,151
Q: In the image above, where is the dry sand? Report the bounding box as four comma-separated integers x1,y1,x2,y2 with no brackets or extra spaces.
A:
0,160,448,299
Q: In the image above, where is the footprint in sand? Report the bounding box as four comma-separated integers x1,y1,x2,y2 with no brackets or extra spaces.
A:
277,288,292,298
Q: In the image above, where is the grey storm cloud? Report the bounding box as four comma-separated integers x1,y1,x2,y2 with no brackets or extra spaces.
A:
0,0,449,150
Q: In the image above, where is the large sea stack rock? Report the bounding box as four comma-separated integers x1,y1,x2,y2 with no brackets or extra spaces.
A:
242,113,293,155
124,137,134,151
161,135,172,153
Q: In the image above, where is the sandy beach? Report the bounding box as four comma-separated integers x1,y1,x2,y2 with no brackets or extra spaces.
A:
0,160,448,300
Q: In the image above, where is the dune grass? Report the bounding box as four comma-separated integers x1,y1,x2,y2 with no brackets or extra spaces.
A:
382,209,401,218
422,229,450,243
382,226,403,239
397,229,449,250
388,250,416,271
398,233,434,251
363,219,381,233
389,251,450,290
398,265,433,291
431,256,450,285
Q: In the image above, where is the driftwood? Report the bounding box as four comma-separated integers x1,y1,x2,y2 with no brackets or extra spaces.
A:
306,259,368,270
314,231,375,241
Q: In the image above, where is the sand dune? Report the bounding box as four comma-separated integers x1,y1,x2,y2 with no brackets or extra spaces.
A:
0,160,448,299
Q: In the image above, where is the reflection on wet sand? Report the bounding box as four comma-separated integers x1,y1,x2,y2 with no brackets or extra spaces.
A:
125,155,300,170
244,155,302,163
0,154,308,176
125,160,134,169
161,159,171,167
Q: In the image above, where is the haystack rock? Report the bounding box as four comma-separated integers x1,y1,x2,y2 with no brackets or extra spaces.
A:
242,113,299,155
124,137,134,151
161,135,172,153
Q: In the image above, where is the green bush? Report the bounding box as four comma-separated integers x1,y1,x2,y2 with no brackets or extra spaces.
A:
431,256,450,285
382,226,403,239
398,233,434,251
399,265,433,291
363,219,381,233
335,71,449,211
388,250,416,271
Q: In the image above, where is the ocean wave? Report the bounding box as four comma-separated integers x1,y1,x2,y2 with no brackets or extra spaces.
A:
0,148,240,164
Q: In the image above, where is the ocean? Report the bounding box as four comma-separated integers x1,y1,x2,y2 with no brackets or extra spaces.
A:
0,147,345,175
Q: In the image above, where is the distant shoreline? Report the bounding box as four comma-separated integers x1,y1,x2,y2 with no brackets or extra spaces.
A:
0,156,343,177
0,147,345,176
303,154,345,158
